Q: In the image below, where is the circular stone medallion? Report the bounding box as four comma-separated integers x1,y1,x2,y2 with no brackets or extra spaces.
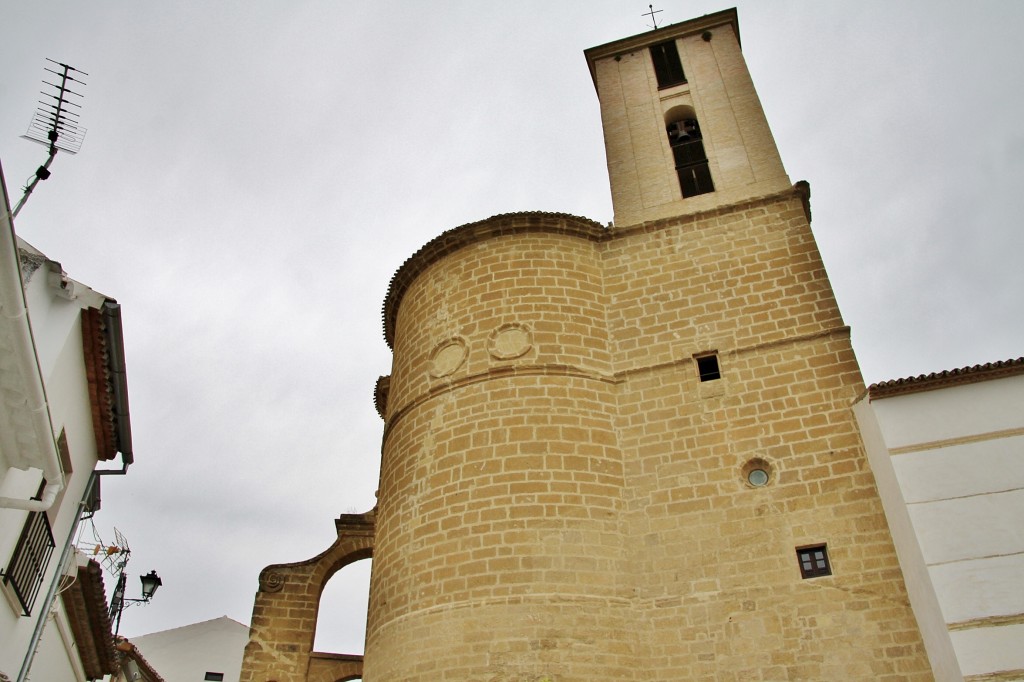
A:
489,323,533,360
429,338,468,377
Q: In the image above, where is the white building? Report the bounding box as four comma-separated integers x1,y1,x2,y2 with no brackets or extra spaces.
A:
855,358,1024,681
1,160,136,681
126,617,249,682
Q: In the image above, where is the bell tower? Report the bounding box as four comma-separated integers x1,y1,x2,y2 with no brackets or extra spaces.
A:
585,9,790,226
241,9,941,682
358,9,938,681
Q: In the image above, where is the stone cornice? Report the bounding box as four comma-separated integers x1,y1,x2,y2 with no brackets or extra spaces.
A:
583,8,741,90
380,187,809,351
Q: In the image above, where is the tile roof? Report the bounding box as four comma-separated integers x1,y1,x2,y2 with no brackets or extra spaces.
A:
60,558,118,679
868,357,1024,399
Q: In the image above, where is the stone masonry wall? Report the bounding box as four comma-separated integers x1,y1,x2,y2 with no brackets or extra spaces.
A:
363,196,934,680
608,196,930,680
587,18,791,228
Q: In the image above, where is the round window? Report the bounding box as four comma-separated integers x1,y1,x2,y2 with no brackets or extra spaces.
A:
747,468,769,486
741,458,773,487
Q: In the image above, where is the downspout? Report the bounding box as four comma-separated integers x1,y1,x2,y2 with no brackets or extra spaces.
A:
0,161,63,511
16,464,130,682
16,293,135,682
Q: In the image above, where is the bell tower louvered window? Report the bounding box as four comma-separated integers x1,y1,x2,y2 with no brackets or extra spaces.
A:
667,118,714,198
650,40,687,88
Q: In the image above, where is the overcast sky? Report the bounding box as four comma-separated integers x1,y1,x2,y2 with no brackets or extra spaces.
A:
2,0,1022,658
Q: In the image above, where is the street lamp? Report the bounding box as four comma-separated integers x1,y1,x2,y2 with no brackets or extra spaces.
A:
109,569,162,635
139,570,162,601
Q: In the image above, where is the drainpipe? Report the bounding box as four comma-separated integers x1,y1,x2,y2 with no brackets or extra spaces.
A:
15,293,134,682
0,162,63,511
16,465,130,682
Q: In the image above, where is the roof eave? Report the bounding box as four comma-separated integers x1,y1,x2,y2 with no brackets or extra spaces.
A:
867,357,1024,400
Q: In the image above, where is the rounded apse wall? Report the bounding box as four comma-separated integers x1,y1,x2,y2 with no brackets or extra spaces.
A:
365,213,635,680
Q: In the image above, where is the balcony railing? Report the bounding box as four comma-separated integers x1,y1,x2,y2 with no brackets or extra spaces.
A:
3,510,56,615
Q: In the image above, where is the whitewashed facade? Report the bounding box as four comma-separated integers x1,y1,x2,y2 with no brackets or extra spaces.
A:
126,617,249,682
1,163,135,681
855,359,1024,682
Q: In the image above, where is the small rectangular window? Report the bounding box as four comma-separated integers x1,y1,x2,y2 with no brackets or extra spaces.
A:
650,40,686,88
204,674,225,681
57,430,72,476
797,545,832,579
696,354,720,382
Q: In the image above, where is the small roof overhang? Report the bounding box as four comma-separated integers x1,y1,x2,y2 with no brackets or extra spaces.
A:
60,558,119,679
867,357,1024,400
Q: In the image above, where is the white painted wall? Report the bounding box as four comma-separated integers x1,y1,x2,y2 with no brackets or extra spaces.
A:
129,616,249,682
0,251,118,681
858,372,1024,682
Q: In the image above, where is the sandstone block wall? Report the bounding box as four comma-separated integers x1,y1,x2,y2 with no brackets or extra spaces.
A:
364,195,934,681
240,513,374,682
585,13,791,227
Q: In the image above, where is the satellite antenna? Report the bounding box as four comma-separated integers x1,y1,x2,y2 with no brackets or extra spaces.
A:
12,59,88,218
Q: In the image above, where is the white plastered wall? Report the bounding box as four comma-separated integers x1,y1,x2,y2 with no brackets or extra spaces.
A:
0,256,107,680
859,374,1024,680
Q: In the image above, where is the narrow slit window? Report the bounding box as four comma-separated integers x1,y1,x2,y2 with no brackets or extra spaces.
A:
696,354,720,382
650,40,687,88
797,545,832,579
204,674,225,681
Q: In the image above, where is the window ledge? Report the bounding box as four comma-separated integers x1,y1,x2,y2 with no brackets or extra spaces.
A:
658,82,690,98
0,577,28,617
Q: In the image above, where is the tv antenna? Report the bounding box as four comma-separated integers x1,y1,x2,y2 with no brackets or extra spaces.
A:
643,4,663,30
12,59,88,218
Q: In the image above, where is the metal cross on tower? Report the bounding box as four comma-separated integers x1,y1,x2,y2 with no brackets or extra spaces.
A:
643,4,663,30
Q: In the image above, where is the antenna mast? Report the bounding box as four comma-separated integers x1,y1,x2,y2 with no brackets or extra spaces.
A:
12,59,88,218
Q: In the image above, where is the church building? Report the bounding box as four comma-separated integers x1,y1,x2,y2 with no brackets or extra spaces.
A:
241,9,945,681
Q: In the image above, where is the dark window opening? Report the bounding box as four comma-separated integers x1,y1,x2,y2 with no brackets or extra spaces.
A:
667,118,714,197
57,430,72,476
797,545,832,579
3,510,56,615
650,40,686,88
696,354,721,382
204,674,225,681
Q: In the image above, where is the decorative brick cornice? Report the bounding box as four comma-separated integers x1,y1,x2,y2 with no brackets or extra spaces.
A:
61,559,118,679
868,357,1024,399
81,307,118,461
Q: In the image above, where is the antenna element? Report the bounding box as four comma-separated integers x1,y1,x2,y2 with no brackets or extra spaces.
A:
13,59,89,218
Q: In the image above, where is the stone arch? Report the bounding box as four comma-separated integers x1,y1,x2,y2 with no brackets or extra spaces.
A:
313,555,371,654
239,510,374,682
